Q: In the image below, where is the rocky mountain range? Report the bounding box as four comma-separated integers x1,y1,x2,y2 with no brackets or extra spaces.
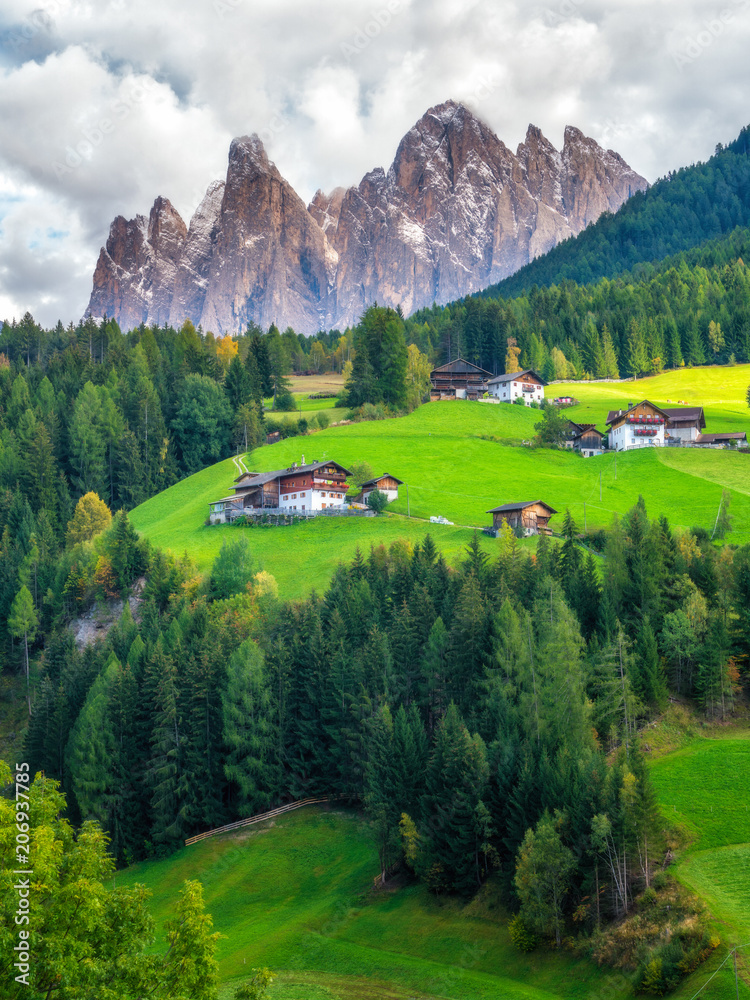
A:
85,100,648,336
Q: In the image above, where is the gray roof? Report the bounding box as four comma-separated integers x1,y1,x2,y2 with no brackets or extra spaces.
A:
696,432,747,443
487,501,558,514
486,369,546,386
233,460,352,490
360,474,404,487
661,407,706,428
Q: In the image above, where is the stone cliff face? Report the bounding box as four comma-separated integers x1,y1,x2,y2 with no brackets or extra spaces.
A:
86,101,647,335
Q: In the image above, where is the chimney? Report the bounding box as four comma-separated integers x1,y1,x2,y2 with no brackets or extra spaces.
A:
301,454,305,466
628,401,633,409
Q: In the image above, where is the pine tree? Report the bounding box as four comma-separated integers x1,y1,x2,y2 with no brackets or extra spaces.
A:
223,639,278,815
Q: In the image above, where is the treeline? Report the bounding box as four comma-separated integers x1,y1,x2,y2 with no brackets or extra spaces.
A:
0,315,342,517
22,498,747,987
482,124,750,298
406,249,750,380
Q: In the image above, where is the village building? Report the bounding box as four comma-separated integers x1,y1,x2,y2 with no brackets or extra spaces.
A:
606,400,669,451
694,431,748,448
429,358,494,399
355,474,404,504
661,407,706,444
486,501,557,536
564,421,607,457
485,369,546,406
209,458,352,523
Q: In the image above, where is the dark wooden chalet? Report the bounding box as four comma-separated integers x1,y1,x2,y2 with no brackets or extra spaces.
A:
486,501,557,536
430,358,493,399
695,431,747,448
564,421,606,455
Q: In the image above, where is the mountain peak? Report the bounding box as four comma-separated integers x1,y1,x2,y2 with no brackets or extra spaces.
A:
228,134,274,178
86,101,647,334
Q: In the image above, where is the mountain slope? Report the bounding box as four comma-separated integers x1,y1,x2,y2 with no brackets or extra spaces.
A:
481,124,750,299
86,100,646,335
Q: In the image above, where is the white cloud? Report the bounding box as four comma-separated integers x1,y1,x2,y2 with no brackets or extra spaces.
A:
0,0,749,325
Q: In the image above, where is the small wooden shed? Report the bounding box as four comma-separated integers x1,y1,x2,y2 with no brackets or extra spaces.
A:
356,473,404,503
486,501,557,536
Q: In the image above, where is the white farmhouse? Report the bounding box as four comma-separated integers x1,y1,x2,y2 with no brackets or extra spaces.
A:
606,400,668,451
485,369,546,405
209,459,352,523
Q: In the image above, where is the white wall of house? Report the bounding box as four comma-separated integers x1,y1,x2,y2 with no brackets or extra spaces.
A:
487,379,544,405
278,488,347,511
363,486,399,502
668,425,700,443
609,422,665,451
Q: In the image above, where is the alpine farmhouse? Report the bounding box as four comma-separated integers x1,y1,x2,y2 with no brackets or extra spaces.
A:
485,369,546,405
209,459,352,524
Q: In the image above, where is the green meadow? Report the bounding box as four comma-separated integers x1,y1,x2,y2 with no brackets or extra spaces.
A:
559,363,750,434
130,365,750,594
116,782,750,1000
118,806,633,1000
649,731,750,946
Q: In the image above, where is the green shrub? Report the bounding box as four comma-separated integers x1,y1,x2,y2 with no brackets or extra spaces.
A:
508,914,538,952
639,886,658,908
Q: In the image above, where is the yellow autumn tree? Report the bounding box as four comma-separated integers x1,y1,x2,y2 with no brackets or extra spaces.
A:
66,492,112,546
216,334,239,368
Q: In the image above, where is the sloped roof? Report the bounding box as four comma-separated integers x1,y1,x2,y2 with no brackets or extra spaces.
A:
232,461,352,491
486,501,558,515
606,400,670,425
486,369,547,386
360,474,405,487
661,407,706,429
430,357,493,376
696,432,747,443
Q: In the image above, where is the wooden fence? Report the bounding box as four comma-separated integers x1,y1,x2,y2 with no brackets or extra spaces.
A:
184,796,333,846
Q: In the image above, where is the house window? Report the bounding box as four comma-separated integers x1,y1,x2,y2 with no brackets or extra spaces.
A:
302,505,305,510
322,503,326,508
282,495,288,501
292,494,297,500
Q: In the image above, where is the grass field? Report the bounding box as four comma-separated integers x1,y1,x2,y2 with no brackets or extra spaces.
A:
558,364,750,435
118,806,633,1000
116,797,750,1000
131,365,750,594
650,730,750,948
128,450,509,597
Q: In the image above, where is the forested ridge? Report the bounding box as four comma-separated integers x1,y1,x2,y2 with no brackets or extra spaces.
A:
478,124,750,299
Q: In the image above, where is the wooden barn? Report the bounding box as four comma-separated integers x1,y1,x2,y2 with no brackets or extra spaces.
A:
486,501,557,536
430,358,493,399
564,421,606,456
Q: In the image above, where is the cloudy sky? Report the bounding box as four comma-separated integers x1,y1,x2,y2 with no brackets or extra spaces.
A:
0,0,749,327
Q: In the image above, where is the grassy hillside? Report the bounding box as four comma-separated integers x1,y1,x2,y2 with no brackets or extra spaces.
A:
118,806,631,1000
559,364,750,435
650,730,750,946
130,365,750,594
116,790,750,1000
